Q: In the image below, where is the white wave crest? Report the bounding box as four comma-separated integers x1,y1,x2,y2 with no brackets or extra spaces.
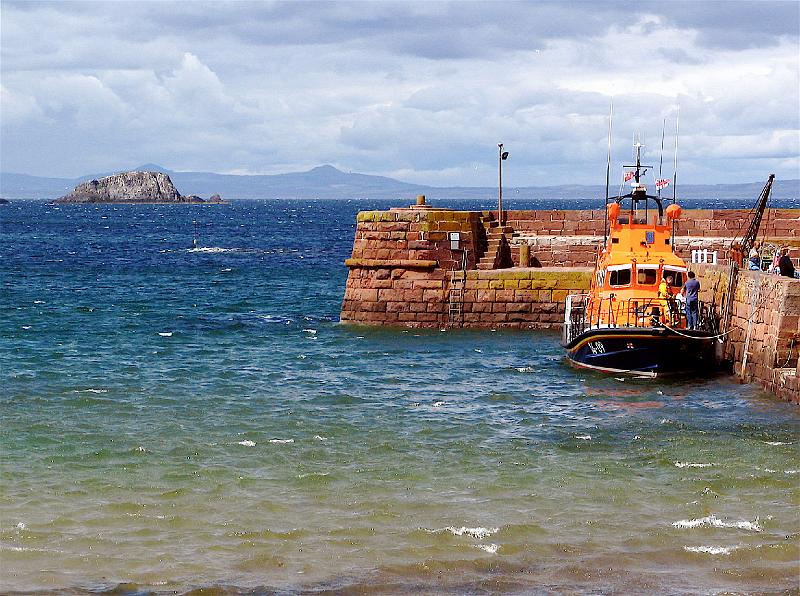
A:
237,440,256,447
158,332,173,337
764,441,791,446
313,435,328,441
675,462,715,468
428,526,499,540
575,434,592,441
672,514,762,532
684,545,739,555
475,543,499,554
188,247,237,253
269,439,294,444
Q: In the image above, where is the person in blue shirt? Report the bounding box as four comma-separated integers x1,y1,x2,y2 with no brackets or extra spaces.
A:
682,271,701,330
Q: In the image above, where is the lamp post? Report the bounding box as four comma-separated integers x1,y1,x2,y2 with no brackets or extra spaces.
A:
498,143,509,225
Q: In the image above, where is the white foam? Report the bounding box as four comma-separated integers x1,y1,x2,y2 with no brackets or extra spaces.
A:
672,514,762,532
313,435,328,441
238,440,256,447
75,389,108,394
516,366,534,373
433,401,445,407
2,546,62,553
763,441,791,446
188,247,236,253
675,462,715,468
785,470,798,475
33,300,46,304
158,332,173,337
135,446,146,452
684,545,738,555
269,439,294,444
21,325,31,330
302,329,317,334
431,526,499,540
474,349,482,353
475,543,499,554
575,434,592,441
16,522,26,530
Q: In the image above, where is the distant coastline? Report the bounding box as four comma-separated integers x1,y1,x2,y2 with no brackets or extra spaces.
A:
2,164,798,202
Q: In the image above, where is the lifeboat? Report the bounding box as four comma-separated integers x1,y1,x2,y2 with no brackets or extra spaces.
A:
561,143,718,377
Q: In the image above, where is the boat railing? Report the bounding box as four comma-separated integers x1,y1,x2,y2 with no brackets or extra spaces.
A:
563,293,716,344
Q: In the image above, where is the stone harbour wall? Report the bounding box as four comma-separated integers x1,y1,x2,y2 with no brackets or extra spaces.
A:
692,264,799,403
504,208,800,268
341,267,592,329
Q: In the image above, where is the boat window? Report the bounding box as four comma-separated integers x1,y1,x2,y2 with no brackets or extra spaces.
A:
663,267,686,287
637,266,658,285
617,216,629,225
608,266,631,287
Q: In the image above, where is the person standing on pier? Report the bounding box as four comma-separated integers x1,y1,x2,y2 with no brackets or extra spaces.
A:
778,247,796,278
682,271,700,330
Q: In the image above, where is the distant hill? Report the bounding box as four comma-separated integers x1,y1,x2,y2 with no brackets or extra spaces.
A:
1,164,797,202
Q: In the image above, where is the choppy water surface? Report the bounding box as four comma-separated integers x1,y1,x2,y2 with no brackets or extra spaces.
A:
1,200,798,594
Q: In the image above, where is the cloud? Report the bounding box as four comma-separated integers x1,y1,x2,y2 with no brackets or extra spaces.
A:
0,1,797,184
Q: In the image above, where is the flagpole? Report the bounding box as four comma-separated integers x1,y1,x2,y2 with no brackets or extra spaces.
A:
604,99,613,245
672,104,680,204
658,118,666,201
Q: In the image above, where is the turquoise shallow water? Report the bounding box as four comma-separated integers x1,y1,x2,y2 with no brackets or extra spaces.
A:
1,200,799,594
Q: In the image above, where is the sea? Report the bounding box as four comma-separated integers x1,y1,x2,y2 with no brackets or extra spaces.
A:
2,198,799,595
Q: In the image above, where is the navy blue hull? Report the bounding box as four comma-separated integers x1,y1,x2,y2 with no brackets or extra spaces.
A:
563,327,717,377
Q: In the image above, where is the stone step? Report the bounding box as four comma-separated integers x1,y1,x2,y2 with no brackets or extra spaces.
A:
477,262,495,270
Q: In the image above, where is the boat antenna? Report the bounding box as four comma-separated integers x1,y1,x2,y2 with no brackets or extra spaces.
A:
604,98,613,245
657,117,666,201
672,104,680,204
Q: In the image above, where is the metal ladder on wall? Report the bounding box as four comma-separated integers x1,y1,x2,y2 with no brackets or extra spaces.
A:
448,251,468,327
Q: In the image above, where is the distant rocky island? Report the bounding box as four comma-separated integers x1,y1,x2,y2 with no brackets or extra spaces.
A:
55,171,225,204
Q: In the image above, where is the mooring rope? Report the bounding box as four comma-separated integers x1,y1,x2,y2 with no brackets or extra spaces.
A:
660,275,781,341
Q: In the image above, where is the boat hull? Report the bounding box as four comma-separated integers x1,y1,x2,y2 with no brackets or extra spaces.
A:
562,327,717,377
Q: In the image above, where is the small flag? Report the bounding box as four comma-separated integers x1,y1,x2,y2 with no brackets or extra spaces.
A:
624,171,635,182
656,178,671,190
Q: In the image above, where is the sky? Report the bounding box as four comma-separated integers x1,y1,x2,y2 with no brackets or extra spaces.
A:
1,0,798,186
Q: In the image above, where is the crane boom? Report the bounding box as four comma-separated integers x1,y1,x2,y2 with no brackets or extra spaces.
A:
740,174,775,264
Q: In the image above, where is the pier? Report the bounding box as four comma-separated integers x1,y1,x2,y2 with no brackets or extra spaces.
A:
341,199,800,402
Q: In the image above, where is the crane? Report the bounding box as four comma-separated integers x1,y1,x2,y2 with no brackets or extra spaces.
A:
737,174,775,267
